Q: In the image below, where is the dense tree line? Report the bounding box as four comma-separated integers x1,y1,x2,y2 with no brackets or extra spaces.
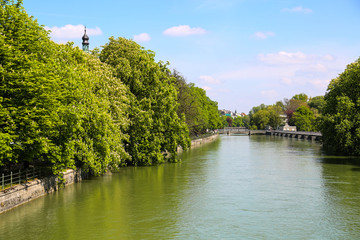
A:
0,0,221,175
247,94,324,131
246,57,360,157
172,70,222,136
99,37,191,165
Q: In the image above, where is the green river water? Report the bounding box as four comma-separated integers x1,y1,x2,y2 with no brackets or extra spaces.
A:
1,135,360,239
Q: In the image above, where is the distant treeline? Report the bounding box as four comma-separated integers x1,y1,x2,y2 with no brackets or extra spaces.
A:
224,61,360,156
0,0,222,175
246,57,360,156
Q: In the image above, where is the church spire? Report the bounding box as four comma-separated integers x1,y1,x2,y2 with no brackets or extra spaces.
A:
82,26,89,52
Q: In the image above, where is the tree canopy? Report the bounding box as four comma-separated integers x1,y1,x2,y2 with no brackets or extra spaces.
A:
0,0,130,175
172,70,222,136
289,106,315,132
0,0,225,175
99,37,190,165
247,93,324,131
319,58,360,155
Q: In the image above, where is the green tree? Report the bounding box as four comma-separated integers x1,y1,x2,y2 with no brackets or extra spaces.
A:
308,96,325,114
187,85,221,134
100,37,190,165
172,70,221,136
249,104,267,116
275,101,285,111
232,116,245,127
320,58,360,155
284,98,308,122
0,0,130,175
267,105,283,129
292,93,309,102
242,115,251,128
207,98,222,130
221,115,229,127
290,106,315,131
251,109,270,130
248,104,283,130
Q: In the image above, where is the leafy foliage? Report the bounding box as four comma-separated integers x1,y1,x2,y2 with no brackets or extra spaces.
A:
232,116,246,127
172,70,222,136
292,93,308,102
308,96,325,114
226,117,233,127
289,106,315,131
0,0,223,175
284,98,308,121
100,37,190,165
0,0,129,175
320,58,360,155
248,93,324,131
249,104,282,129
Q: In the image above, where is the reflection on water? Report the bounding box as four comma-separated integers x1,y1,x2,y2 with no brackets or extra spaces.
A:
1,135,360,239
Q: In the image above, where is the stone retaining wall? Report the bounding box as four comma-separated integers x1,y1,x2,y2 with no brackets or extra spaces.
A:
190,134,219,148
0,169,86,214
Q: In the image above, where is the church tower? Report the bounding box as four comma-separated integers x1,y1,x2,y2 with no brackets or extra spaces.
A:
82,27,89,52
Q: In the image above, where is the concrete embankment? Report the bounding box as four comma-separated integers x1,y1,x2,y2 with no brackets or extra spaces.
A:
177,134,219,153
190,134,219,148
0,169,86,214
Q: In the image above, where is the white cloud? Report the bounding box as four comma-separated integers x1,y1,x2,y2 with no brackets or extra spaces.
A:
202,86,212,91
45,24,102,39
133,33,151,42
199,75,220,84
253,31,275,40
282,6,312,14
258,51,307,65
258,51,336,68
163,25,206,37
219,51,344,93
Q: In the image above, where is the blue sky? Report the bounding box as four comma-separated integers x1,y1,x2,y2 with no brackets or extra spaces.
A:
23,0,360,113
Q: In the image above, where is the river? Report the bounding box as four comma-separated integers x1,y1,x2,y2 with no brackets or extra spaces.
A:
1,135,360,239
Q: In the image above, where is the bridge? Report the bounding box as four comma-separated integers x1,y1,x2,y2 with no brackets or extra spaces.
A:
268,130,322,141
218,127,266,135
218,127,322,141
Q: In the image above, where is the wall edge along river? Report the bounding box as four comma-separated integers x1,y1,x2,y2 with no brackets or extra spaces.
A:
0,134,219,214
0,169,87,214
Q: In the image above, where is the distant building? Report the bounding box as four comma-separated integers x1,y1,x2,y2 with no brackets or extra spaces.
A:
219,109,246,118
219,109,233,116
82,27,89,52
278,123,296,131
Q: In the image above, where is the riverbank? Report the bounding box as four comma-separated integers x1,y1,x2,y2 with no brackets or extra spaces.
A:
0,169,87,214
190,133,219,147
0,134,219,214
178,133,219,152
